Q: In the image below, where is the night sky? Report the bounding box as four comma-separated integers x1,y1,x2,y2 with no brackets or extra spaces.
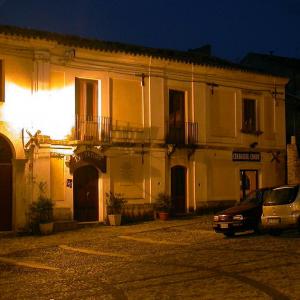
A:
0,0,300,62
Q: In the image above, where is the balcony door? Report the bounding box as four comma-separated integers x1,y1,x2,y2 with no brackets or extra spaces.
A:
75,78,98,141
169,90,185,144
0,136,13,231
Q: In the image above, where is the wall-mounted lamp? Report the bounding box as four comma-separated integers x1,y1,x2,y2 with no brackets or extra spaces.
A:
206,82,219,95
141,73,146,86
271,84,283,106
250,142,258,148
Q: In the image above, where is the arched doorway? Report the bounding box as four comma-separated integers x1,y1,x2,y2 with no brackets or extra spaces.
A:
171,166,186,214
0,136,13,231
73,165,99,222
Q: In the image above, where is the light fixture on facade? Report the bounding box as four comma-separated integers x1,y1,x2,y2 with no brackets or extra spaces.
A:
207,82,219,95
271,84,283,106
249,142,258,148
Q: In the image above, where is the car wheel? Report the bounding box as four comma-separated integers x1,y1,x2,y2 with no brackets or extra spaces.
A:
269,229,281,236
253,222,262,234
223,231,235,237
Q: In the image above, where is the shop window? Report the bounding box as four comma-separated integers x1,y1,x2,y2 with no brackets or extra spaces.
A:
242,98,256,133
0,60,4,102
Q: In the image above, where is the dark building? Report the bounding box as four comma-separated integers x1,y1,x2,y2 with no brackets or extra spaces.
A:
241,53,300,147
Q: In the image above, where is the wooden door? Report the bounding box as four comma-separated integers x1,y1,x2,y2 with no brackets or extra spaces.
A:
73,165,99,222
171,166,186,214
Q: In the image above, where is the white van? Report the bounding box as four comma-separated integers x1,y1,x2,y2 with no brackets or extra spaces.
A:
261,185,300,234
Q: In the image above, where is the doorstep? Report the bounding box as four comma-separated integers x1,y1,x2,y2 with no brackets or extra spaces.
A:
54,220,78,233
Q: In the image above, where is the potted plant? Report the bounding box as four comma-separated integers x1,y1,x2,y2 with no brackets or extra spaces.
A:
106,192,127,226
28,182,54,235
154,193,172,220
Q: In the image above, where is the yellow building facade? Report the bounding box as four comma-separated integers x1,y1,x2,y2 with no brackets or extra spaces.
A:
0,26,287,231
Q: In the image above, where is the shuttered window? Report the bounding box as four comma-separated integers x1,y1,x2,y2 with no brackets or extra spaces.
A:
242,98,256,133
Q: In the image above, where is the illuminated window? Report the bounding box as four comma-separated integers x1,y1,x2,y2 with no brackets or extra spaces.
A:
75,78,98,140
0,60,4,102
242,98,256,133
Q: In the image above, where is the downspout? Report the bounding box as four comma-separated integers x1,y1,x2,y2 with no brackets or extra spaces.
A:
148,56,152,203
148,56,152,140
191,63,196,211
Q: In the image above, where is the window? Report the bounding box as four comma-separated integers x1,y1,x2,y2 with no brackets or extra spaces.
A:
242,98,256,133
75,78,98,140
264,186,299,206
0,60,4,102
169,90,185,127
168,89,185,144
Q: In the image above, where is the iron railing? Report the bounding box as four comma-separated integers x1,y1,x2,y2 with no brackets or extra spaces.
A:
166,122,198,145
74,116,149,143
74,115,111,143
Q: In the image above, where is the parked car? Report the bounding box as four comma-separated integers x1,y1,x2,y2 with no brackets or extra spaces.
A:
213,187,273,237
261,184,300,235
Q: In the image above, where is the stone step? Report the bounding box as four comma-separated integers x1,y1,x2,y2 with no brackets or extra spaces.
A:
77,222,103,229
54,221,78,233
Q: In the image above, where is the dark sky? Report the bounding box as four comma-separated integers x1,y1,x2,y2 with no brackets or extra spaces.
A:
0,0,300,62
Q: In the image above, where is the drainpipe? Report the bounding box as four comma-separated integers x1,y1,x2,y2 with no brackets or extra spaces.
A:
148,56,152,204
148,56,152,140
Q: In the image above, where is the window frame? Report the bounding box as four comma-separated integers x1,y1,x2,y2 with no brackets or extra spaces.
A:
75,77,99,141
242,98,258,134
75,77,98,120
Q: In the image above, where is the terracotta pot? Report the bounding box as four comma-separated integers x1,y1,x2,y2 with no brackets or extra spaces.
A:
158,212,169,221
39,222,54,235
108,214,122,226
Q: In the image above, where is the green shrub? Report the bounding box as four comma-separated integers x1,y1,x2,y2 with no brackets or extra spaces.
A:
27,182,54,234
154,193,172,212
106,192,127,214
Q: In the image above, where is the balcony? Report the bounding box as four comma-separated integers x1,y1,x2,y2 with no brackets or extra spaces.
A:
166,122,198,146
74,115,111,143
74,116,149,144
111,120,150,144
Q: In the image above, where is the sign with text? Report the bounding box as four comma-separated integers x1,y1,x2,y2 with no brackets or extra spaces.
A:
232,151,261,162
69,150,107,173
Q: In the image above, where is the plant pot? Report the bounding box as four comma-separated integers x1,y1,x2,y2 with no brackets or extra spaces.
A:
39,222,54,235
108,214,122,226
158,211,169,221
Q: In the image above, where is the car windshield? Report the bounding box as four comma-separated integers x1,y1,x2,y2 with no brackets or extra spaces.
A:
264,186,299,206
241,190,264,205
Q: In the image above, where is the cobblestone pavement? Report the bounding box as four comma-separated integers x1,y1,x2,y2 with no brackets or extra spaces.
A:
1,216,300,299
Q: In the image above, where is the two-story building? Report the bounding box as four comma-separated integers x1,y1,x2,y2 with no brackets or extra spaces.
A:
0,25,288,231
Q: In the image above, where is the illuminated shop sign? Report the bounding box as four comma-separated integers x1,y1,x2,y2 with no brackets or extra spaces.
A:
232,151,261,162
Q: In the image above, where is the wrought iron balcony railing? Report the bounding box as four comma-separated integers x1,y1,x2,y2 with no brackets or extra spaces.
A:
74,116,150,144
166,122,198,145
110,120,150,143
74,115,111,143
